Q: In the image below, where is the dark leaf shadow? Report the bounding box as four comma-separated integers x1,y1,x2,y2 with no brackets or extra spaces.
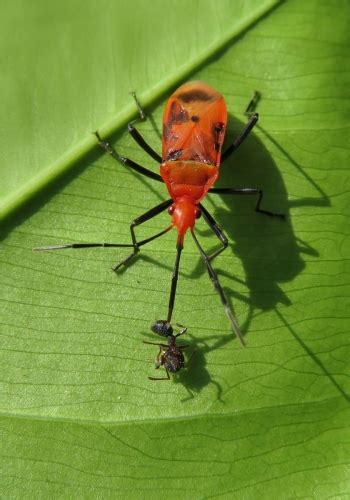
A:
186,112,327,338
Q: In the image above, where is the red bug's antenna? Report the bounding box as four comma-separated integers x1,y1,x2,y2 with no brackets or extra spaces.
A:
164,196,200,325
166,241,183,325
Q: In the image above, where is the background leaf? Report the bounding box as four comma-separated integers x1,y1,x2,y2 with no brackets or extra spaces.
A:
0,0,275,219
1,0,350,497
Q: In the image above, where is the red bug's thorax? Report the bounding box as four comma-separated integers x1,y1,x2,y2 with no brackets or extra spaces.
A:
160,160,218,204
168,196,200,245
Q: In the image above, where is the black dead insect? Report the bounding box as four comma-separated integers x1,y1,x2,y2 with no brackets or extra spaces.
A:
144,320,189,380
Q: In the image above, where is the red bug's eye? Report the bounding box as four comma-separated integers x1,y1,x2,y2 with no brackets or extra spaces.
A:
168,205,175,215
195,207,201,219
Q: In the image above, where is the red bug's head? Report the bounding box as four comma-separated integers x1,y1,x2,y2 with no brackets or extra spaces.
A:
168,197,201,244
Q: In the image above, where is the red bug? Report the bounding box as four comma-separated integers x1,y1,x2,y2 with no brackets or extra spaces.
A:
34,81,284,346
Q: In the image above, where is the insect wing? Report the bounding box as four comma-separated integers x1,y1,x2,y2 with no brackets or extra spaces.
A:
162,82,227,167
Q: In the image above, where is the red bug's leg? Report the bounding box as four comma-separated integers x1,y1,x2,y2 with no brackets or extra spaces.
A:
113,199,173,272
33,242,136,252
127,92,162,163
33,229,173,253
166,243,183,324
221,113,259,162
244,90,261,117
33,212,173,254
190,228,246,347
94,131,163,183
198,203,228,261
208,187,285,219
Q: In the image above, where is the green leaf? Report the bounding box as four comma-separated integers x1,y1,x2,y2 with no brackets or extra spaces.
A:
1,0,350,497
0,0,276,220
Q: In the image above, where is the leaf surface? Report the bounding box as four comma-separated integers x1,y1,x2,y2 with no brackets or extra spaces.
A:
1,0,350,497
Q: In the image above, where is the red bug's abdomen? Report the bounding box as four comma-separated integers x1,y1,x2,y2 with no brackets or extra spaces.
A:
160,160,218,203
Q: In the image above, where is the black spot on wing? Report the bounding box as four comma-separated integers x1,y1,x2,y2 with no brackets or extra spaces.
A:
163,101,190,155
213,122,225,134
191,115,200,122
213,122,225,156
169,101,190,123
166,149,183,161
